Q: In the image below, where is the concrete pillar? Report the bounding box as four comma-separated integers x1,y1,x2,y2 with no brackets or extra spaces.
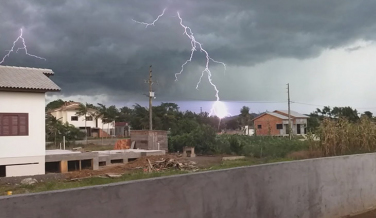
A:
60,160,68,173
92,157,99,170
105,159,111,166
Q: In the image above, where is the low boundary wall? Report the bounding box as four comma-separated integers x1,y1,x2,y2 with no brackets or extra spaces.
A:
1,153,376,218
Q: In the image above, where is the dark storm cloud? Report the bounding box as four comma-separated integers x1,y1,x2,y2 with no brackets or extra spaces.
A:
1,0,376,101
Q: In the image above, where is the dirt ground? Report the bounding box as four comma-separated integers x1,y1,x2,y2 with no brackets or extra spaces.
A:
345,209,376,218
66,154,224,179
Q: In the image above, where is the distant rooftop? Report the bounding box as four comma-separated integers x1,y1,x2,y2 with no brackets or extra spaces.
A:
0,65,60,92
274,110,309,118
267,112,289,119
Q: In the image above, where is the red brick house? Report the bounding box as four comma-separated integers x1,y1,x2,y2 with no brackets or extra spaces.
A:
252,110,308,136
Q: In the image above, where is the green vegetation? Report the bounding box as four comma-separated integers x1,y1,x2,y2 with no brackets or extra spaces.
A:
214,135,309,157
45,113,86,147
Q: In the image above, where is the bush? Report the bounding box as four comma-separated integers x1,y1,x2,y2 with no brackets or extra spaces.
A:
168,123,217,154
215,135,309,158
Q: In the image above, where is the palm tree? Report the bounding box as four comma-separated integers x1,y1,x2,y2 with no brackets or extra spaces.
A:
97,103,109,138
75,103,90,145
46,113,62,148
106,105,119,136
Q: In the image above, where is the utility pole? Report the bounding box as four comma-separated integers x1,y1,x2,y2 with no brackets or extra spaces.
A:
145,65,155,130
200,107,202,114
287,83,292,140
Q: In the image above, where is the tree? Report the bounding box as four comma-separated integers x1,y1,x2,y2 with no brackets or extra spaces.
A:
75,103,92,145
45,113,63,147
131,103,149,129
224,117,239,130
238,106,253,127
45,99,66,111
105,105,119,135
118,106,133,122
331,106,359,122
362,111,373,119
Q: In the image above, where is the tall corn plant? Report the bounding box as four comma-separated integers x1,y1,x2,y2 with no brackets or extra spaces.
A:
317,116,376,156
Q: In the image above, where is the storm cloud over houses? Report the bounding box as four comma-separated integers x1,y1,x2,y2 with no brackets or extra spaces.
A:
1,0,376,112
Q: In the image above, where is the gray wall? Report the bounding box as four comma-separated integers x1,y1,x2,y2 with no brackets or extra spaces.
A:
1,153,376,218
131,130,168,151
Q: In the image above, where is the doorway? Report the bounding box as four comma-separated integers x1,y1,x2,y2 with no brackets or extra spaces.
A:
0,165,6,177
284,124,289,135
297,124,301,134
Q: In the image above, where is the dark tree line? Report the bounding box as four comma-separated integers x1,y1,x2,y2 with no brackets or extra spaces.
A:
307,106,373,132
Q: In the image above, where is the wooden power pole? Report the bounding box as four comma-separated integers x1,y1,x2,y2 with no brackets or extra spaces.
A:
287,83,292,140
145,65,155,130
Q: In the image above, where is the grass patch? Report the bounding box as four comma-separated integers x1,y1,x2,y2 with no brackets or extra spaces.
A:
0,170,188,196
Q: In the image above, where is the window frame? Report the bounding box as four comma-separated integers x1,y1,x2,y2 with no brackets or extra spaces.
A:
276,124,283,130
71,116,78,121
257,125,262,129
0,113,29,136
85,116,93,121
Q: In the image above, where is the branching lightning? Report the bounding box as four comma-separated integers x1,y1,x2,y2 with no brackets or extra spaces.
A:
133,9,230,119
0,28,46,65
132,8,167,28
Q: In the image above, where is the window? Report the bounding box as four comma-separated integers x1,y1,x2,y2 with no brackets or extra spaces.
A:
71,116,78,121
0,113,28,136
257,125,262,129
276,124,283,129
86,116,93,121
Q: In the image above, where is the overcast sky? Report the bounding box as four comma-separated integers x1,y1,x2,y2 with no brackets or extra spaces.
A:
2,0,376,115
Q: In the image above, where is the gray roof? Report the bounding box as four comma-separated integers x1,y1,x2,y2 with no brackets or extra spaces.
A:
0,65,60,92
274,110,309,118
266,112,289,120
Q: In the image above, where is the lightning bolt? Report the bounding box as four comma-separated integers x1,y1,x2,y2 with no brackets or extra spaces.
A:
133,9,230,119
132,8,167,28
0,28,46,65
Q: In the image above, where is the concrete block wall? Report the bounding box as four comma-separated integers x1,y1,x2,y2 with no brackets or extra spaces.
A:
2,153,376,218
130,130,168,151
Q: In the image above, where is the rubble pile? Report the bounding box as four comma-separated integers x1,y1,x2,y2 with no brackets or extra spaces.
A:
144,158,198,172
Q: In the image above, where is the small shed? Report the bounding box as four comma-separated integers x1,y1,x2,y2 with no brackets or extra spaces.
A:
130,130,168,152
115,122,129,137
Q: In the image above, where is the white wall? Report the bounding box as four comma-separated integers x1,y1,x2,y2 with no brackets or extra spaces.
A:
5,156,44,177
51,110,115,129
0,92,45,176
0,92,45,158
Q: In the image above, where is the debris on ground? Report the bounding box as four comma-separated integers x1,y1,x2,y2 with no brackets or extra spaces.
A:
65,154,221,180
72,147,82,151
20,178,38,185
144,157,198,172
106,173,122,178
222,156,246,161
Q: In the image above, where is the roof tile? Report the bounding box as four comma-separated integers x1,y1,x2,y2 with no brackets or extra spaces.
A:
0,65,60,92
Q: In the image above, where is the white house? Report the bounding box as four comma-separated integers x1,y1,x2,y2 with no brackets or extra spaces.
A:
49,102,115,137
0,65,60,177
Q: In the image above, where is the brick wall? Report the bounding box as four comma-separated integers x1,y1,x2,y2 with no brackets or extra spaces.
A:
254,114,284,136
